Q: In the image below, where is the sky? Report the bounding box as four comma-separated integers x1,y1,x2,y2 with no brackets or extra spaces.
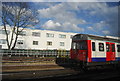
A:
31,2,119,37
1,1,119,37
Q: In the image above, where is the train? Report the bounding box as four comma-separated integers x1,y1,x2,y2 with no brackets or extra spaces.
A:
70,34,120,69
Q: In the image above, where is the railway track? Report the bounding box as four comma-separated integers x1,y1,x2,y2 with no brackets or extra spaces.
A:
2,67,120,81
29,68,120,81
2,63,120,81
60,69,120,81
2,57,120,81
2,64,64,72
2,68,79,81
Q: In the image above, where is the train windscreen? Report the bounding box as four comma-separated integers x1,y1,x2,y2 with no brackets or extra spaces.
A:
71,41,87,50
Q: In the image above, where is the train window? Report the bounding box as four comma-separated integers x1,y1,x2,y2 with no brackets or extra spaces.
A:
92,42,95,51
79,41,87,50
117,45,120,52
72,42,76,49
99,43,104,51
72,41,87,50
76,43,80,49
106,44,110,52
111,44,115,52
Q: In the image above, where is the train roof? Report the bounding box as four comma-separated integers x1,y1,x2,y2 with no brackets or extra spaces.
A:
73,34,120,43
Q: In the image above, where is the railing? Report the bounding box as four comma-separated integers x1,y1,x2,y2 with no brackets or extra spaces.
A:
0,49,70,58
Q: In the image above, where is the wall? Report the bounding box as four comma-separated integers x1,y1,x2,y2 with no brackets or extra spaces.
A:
0,26,77,50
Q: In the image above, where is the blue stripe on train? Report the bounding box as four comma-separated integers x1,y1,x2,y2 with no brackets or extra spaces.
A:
92,57,120,62
92,58,106,62
116,57,120,61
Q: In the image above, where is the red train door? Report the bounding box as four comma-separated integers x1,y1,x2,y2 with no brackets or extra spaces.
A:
106,42,116,61
78,40,88,62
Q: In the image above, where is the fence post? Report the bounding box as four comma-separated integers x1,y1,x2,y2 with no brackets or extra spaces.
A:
63,49,66,57
9,50,11,57
27,49,29,57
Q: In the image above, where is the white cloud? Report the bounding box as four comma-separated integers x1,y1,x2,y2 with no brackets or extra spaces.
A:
38,3,87,24
38,2,118,36
94,21,108,30
102,30,110,35
42,20,61,30
6,0,119,2
87,21,111,35
38,2,86,32
87,26,94,31
68,2,118,35
62,22,84,32
42,20,84,32
88,21,109,30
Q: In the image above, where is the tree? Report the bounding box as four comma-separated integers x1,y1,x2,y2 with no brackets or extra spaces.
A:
2,2,39,50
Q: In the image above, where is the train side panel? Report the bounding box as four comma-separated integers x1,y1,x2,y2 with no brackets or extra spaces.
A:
70,34,120,67
87,40,120,66
90,40,106,62
116,43,120,61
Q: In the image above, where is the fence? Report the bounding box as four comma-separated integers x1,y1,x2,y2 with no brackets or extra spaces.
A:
0,49,70,58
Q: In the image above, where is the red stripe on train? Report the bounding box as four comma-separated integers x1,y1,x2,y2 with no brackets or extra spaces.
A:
87,40,92,62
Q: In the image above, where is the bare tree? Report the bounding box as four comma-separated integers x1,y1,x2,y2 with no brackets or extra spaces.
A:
2,2,39,50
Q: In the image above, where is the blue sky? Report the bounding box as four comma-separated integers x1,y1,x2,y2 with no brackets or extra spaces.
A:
1,2,119,37
31,2,119,37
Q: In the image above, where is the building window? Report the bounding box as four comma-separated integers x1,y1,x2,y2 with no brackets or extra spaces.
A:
17,40,23,44
33,41,38,45
60,42,65,46
46,33,54,38
0,39,6,44
92,42,95,51
32,32,40,37
117,45,120,52
59,34,66,38
99,43,104,51
0,30,10,35
70,35,73,39
47,41,52,46
18,31,26,36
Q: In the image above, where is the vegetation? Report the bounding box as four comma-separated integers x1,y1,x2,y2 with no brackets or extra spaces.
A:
1,2,39,49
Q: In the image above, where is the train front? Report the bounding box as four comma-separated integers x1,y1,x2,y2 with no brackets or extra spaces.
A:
70,34,90,67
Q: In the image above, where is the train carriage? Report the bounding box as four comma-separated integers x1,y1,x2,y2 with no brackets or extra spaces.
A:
70,34,120,67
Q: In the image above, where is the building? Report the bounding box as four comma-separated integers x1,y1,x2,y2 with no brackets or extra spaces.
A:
0,26,77,50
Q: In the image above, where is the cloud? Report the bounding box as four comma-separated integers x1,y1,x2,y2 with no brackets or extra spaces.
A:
84,3,118,36
102,30,110,35
42,20,61,30
87,26,94,31
42,20,84,32
87,21,111,35
38,3,87,24
38,2,118,36
62,22,84,32
38,2,86,33
68,2,118,36
88,21,108,30
94,21,109,30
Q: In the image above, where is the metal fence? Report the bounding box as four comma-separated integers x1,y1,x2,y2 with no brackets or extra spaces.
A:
0,49,70,58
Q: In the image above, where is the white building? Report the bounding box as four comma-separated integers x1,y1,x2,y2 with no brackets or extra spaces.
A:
0,26,77,50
